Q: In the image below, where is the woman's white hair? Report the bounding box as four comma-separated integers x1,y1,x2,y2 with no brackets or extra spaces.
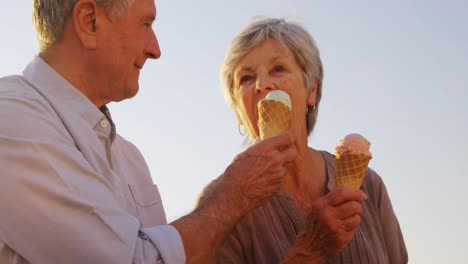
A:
33,0,134,50
221,17,323,135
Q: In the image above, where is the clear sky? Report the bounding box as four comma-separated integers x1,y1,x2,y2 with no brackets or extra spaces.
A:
1,1,467,263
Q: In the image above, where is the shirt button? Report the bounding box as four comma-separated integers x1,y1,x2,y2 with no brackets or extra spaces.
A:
100,119,109,128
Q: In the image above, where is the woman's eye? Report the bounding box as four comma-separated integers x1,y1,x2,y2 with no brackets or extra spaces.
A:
144,22,152,29
273,65,285,72
240,75,253,84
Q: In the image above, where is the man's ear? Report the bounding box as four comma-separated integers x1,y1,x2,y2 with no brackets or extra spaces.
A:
307,80,319,107
73,0,99,49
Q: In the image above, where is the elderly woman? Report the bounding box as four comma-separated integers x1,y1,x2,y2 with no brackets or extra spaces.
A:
201,17,408,263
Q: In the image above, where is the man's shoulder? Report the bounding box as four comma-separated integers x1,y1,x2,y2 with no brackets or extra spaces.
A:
1,74,29,91
113,134,145,159
0,74,61,138
112,134,152,176
0,74,48,104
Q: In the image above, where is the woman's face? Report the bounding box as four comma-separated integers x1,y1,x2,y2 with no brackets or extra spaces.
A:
232,39,317,141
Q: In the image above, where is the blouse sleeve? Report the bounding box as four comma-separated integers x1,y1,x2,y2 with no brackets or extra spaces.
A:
213,231,246,264
367,169,409,263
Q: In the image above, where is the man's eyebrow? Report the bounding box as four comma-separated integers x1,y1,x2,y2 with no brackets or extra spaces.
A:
142,13,156,22
144,16,156,22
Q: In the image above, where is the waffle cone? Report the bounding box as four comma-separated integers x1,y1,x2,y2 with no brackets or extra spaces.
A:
257,100,291,140
335,153,371,188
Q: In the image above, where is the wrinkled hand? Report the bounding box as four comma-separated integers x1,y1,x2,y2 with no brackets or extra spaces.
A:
283,188,367,263
217,131,297,211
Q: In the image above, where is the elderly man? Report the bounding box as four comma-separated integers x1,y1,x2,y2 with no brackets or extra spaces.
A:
0,0,297,263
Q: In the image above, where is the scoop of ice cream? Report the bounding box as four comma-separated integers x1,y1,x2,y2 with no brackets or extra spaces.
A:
335,133,372,157
259,90,292,110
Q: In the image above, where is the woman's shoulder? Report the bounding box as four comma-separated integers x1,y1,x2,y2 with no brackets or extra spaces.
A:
361,167,388,207
362,167,386,191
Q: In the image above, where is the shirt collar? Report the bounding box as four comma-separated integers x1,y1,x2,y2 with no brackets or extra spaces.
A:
100,105,117,142
22,56,116,142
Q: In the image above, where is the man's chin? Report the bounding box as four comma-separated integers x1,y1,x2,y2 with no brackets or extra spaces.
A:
111,86,139,103
125,85,140,100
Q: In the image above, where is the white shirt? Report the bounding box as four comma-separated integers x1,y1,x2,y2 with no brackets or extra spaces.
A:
0,57,185,263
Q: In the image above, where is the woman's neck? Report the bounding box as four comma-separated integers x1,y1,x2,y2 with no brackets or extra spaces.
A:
284,147,328,216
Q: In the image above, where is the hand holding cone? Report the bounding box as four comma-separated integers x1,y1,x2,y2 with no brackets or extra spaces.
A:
335,133,372,188
257,90,292,140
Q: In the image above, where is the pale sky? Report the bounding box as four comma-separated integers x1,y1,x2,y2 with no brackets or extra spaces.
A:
1,1,467,263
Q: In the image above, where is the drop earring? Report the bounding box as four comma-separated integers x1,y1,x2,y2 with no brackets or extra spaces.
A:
238,124,246,136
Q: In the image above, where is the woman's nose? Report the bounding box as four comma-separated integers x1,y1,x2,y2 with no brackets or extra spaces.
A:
254,75,275,95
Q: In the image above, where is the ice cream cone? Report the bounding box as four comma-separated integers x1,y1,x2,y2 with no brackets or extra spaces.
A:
334,133,372,188
257,92,292,140
335,153,371,188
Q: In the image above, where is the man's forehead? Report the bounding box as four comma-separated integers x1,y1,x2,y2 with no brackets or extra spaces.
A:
127,0,156,19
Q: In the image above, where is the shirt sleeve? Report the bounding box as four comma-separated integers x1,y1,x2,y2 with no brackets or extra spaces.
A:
0,83,185,263
137,226,185,263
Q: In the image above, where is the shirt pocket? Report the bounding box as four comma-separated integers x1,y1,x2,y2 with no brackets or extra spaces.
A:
128,184,167,228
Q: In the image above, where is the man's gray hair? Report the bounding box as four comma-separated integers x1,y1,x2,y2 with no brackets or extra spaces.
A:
221,17,324,135
33,0,135,50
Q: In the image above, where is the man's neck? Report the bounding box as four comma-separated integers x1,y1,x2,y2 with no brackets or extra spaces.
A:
39,44,107,108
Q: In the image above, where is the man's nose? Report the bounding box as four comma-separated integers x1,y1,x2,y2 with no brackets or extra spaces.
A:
145,30,161,59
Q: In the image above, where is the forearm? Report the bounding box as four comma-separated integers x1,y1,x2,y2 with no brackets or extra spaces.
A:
173,132,297,263
171,190,250,263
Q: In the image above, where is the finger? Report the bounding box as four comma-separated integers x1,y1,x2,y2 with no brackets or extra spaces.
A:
325,187,367,206
262,144,297,178
342,215,361,232
275,141,297,163
265,161,289,177
335,201,363,219
259,130,293,150
252,170,286,194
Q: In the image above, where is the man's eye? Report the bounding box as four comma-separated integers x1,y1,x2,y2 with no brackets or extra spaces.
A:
144,23,152,29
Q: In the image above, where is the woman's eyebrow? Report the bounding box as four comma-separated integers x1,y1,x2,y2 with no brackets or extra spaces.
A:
234,66,254,78
269,55,284,63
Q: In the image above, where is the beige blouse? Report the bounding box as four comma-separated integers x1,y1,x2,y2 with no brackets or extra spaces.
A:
213,151,408,263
